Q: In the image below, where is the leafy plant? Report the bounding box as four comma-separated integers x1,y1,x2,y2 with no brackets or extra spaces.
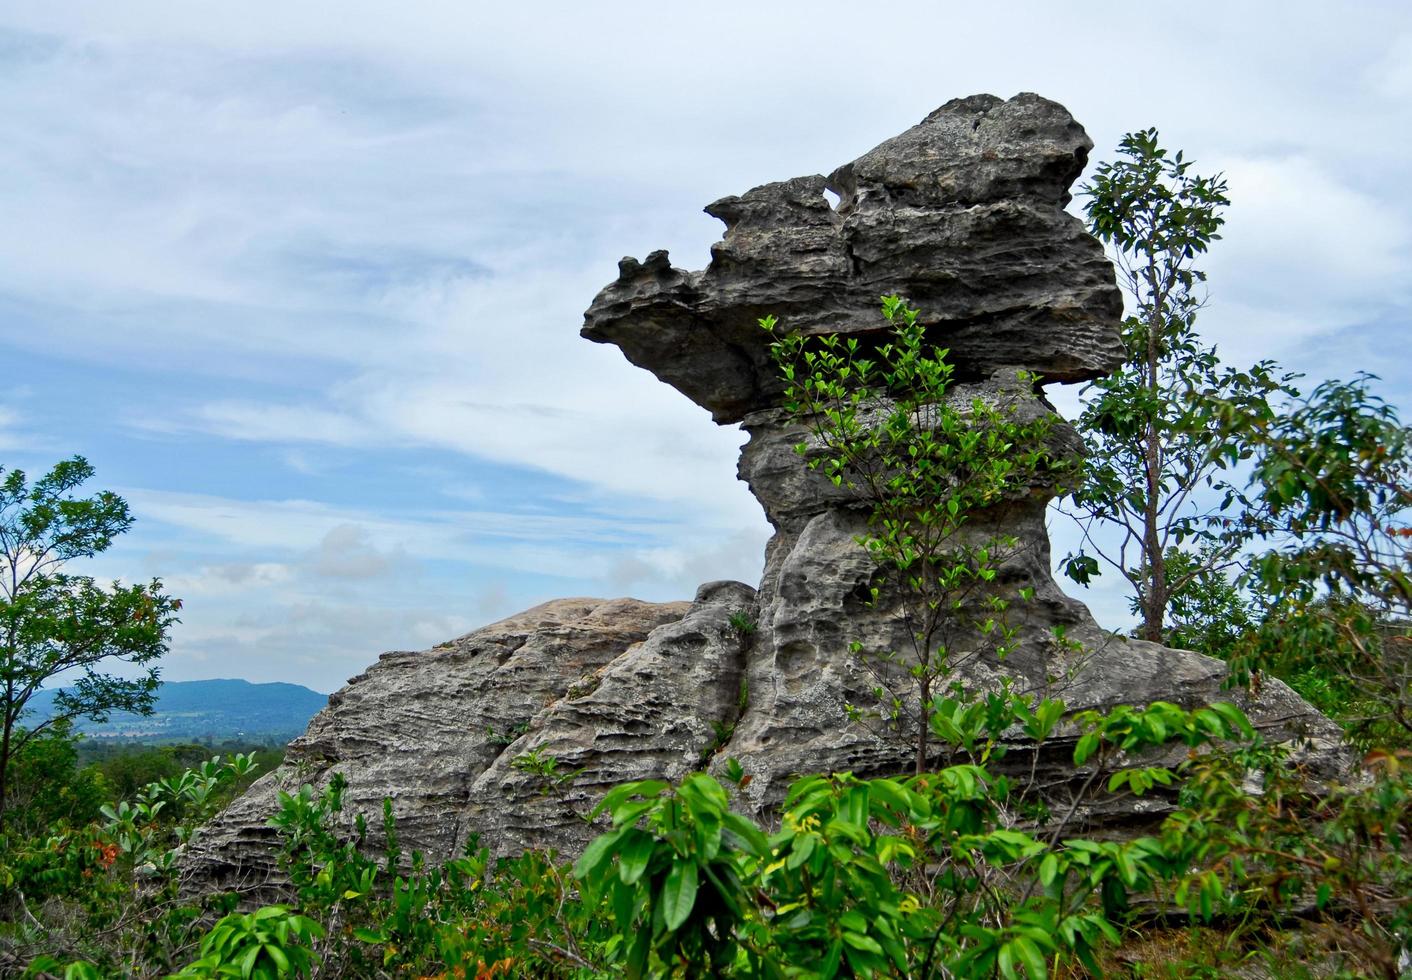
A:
0,456,182,829
728,611,757,636
1062,131,1295,644
171,905,324,979
570,694,1264,979
764,296,1071,773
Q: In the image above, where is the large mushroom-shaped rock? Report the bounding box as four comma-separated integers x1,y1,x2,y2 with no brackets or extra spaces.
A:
182,93,1342,895
579,91,1341,814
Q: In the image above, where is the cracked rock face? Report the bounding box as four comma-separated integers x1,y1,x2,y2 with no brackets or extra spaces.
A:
181,94,1343,896
179,596,708,895
582,93,1126,424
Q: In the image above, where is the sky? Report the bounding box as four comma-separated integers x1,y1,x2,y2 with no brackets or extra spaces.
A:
2,2,1409,693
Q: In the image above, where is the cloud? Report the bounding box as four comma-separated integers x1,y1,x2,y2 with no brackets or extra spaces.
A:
1207,154,1410,346
119,488,688,573
0,405,24,451
174,597,484,692
138,402,373,447
163,561,294,597
308,523,409,580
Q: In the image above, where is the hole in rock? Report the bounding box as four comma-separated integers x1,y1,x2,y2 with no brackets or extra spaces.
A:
822,188,841,211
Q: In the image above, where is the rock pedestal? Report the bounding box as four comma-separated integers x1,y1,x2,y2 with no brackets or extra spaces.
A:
181,94,1342,896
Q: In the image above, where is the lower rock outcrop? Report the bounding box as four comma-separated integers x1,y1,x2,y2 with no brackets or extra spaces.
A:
179,596,696,894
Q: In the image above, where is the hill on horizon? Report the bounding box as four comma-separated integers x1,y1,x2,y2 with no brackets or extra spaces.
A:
28,678,328,744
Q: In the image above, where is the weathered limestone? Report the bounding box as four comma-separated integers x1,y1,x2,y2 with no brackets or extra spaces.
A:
181,94,1343,895
179,597,698,894
580,92,1341,811
581,93,1126,424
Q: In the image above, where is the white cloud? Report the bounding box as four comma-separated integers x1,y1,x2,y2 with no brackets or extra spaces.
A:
163,561,294,597
308,523,409,580
0,406,23,451
122,488,675,568
138,401,373,447
1211,154,1409,315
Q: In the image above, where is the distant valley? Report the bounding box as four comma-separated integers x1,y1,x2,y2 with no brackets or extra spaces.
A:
29,678,328,744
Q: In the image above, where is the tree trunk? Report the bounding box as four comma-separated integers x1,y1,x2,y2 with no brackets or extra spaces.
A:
1141,307,1167,644
915,676,930,775
0,717,11,832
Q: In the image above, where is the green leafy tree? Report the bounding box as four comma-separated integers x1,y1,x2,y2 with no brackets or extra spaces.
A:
1137,545,1259,660
0,457,180,828
1226,374,1412,744
0,719,105,837
1063,130,1295,644
764,296,1070,774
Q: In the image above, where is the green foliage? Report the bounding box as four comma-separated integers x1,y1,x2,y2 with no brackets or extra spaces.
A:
764,296,1071,772
1,720,106,837
1064,131,1296,644
6,681,1410,979
487,719,531,747
256,765,602,977
1224,373,1412,745
570,695,1270,979
1,750,258,974
1,456,181,828
84,740,282,803
171,906,324,979
1130,546,1259,659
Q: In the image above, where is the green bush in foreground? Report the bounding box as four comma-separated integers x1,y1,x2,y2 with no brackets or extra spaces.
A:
16,690,1409,978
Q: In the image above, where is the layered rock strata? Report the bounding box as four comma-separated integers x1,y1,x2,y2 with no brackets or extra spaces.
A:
182,93,1342,895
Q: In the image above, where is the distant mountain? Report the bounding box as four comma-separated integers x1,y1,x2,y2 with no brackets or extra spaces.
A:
28,679,328,743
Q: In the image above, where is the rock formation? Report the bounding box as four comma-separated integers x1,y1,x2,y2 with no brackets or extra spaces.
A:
181,93,1342,896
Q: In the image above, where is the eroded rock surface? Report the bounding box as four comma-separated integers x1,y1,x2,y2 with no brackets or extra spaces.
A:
182,93,1343,895
582,93,1125,424
578,92,1342,812
179,596,699,895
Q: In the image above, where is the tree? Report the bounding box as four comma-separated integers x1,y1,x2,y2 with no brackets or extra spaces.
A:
0,457,180,828
1225,374,1412,745
1142,545,1259,661
0,719,106,837
763,296,1069,774
1062,129,1295,644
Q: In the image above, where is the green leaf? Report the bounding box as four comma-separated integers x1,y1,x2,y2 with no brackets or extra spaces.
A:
842,931,883,954
660,859,699,931
573,826,626,881
1014,936,1049,979
1038,852,1060,887
786,833,816,870
617,831,655,885
239,943,261,979
1073,732,1101,766
998,944,1018,980
722,812,769,856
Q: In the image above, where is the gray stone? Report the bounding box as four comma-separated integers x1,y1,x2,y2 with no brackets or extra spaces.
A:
179,597,693,895
181,93,1344,895
581,93,1125,424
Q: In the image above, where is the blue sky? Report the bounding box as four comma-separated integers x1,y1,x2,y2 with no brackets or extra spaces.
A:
2,2,1409,692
